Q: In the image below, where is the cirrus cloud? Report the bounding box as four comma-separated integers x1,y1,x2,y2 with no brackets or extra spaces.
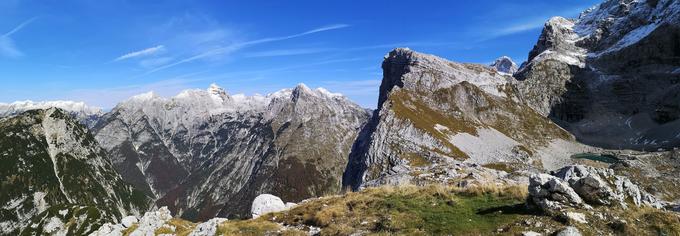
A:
114,45,166,61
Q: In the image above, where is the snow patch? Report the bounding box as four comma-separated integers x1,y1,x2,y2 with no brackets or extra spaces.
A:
315,87,343,98
593,23,659,57
533,50,586,68
0,100,102,117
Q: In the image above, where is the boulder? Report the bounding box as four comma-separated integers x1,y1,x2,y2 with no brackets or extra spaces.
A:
555,165,618,205
528,174,583,212
555,226,581,236
251,194,287,218
553,165,663,209
189,218,228,236
565,212,587,224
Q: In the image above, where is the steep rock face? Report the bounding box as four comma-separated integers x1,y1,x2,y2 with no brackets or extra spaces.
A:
343,48,575,190
516,0,680,150
93,84,369,220
0,108,149,235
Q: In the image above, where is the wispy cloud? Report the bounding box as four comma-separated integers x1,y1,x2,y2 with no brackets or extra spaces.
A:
244,48,330,58
492,19,548,37
0,17,38,58
479,5,591,41
143,24,350,75
114,45,166,61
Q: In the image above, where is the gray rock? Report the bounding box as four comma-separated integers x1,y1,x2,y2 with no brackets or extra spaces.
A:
188,218,228,236
555,226,581,236
528,174,583,212
555,165,618,205
553,165,663,209
565,212,587,224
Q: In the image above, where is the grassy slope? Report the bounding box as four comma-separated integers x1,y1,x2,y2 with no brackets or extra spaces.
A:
122,184,680,236
246,184,680,236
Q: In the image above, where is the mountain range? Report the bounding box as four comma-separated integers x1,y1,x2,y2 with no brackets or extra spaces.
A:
1,0,679,235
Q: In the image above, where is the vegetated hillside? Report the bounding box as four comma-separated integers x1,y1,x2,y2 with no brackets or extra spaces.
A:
0,108,150,235
93,84,370,220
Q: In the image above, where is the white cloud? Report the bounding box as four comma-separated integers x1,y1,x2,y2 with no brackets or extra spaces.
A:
0,17,37,58
0,36,23,58
493,19,547,37
143,24,350,75
114,45,166,61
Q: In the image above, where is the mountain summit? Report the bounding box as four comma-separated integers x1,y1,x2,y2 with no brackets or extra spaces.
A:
516,0,680,150
490,56,518,74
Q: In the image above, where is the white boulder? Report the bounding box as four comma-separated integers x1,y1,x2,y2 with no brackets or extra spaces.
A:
555,226,581,236
251,194,286,218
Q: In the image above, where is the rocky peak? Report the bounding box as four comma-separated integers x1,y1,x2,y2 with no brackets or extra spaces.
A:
515,0,680,150
490,56,518,74
207,83,229,102
291,83,313,101
379,48,512,109
575,0,680,55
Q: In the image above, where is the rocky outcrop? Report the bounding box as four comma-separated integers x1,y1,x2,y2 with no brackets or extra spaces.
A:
189,218,228,236
529,165,662,213
343,48,577,190
94,84,370,220
91,207,173,236
516,0,680,150
490,56,518,74
0,108,150,235
528,174,584,212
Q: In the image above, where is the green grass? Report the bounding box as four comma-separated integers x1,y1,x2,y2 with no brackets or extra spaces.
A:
266,184,531,235
375,192,527,234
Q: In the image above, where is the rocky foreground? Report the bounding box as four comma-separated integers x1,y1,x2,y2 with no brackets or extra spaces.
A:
91,165,679,235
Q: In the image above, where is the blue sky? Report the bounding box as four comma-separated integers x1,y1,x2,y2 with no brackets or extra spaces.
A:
0,0,601,109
